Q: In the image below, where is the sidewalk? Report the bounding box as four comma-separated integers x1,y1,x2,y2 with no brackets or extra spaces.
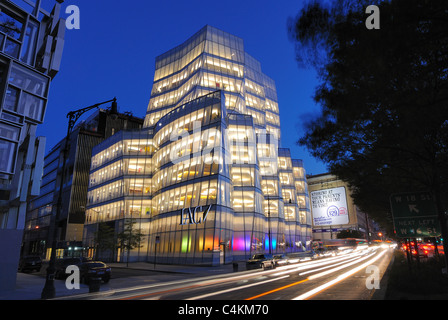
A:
107,261,242,274
0,261,243,300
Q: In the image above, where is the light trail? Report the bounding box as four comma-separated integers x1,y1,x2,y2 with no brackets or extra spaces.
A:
78,247,383,301
186,275,290,300
271,248,375,277
292,249,387,300
245,249,383,300
301,250,377,278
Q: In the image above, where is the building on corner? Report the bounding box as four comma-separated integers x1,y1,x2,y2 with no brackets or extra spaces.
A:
307,173,380,242
0,0,65,292
23,108,144,260
83,26,312,265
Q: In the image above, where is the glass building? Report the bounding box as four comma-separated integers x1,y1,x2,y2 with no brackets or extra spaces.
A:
84,26,312,265
23,108,143,260
0,0,65,291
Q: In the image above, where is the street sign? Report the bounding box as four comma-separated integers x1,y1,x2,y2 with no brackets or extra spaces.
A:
390,192,441,238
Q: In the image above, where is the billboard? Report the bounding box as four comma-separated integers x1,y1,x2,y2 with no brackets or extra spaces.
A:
311,186,349,226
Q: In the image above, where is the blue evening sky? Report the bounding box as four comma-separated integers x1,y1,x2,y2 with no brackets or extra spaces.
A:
33,0,328,175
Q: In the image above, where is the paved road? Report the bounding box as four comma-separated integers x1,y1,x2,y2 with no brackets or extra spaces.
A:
75,246,393,301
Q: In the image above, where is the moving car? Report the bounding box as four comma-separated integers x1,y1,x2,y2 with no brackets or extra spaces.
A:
79,261,111,284
246,254,275,270
55,257,91,279
286,251,318,263
273,254,289,266
18,256,42,273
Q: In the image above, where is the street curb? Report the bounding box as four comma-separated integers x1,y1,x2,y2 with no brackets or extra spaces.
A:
111,266,189,274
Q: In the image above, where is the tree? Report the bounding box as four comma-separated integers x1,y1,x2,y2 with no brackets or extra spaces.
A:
337,229,364,239
288,0,448,268
93,223,116,262
117,219,144,267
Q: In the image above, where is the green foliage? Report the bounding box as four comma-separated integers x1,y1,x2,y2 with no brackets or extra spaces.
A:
336,229,364,239
117,219,144,265
387,250,448,297
93,223,116,261
117,219,144,251
288,0,448,234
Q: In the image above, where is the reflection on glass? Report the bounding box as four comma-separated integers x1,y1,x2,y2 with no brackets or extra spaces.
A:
0,139,17,173
0,122,20,141
9,64,48,96
18,92,45,121
4,86,19,112
20,20,38,65
4,38,20,58
0,10,24,40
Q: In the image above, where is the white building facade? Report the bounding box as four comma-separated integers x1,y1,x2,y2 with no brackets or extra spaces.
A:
84,26,312,265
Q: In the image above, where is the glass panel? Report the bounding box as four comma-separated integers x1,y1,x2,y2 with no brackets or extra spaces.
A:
1,112,21,124
4,86,19,112
0,10,24,40
0,138,17,173
4,38,20,58
0,60,7,85
21,19,39,65
9,64,48,96
18,92,45,121
0,121,20,141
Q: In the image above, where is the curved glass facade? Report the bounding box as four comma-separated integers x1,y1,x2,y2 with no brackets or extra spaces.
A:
84,26,312,265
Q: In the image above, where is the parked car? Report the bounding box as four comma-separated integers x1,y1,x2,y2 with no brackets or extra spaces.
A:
18,256,42,273
78,261,111,284
246,254,275,270
273,254,289,267
55,257,91,279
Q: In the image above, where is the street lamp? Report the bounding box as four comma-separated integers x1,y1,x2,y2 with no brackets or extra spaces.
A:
41,98,118,299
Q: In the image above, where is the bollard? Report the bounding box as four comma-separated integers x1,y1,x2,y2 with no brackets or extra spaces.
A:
89,277,102,293
233,263,238,272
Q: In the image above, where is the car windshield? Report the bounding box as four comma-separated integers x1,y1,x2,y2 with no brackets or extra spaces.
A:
87,262,106,268
252,254,264,259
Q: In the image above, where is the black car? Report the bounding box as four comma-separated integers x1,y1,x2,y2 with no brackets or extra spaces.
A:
18,256,42,273
246,254,275,270
55,257,91,279
79,261,111,284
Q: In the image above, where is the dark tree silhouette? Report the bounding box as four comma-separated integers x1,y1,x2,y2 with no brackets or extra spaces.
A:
288,0,448,267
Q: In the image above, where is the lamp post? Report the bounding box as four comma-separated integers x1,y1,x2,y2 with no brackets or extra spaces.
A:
41,98,118,299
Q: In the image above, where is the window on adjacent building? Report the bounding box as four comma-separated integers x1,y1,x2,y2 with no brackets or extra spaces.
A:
20,19,38,65
4,86,19,112
0,122,20,141
0,138,17,173
0,7,25,59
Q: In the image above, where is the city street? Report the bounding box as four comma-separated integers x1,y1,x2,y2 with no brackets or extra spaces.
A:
49,246,393,301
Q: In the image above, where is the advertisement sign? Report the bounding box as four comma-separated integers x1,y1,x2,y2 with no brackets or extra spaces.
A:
311,187,349,226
